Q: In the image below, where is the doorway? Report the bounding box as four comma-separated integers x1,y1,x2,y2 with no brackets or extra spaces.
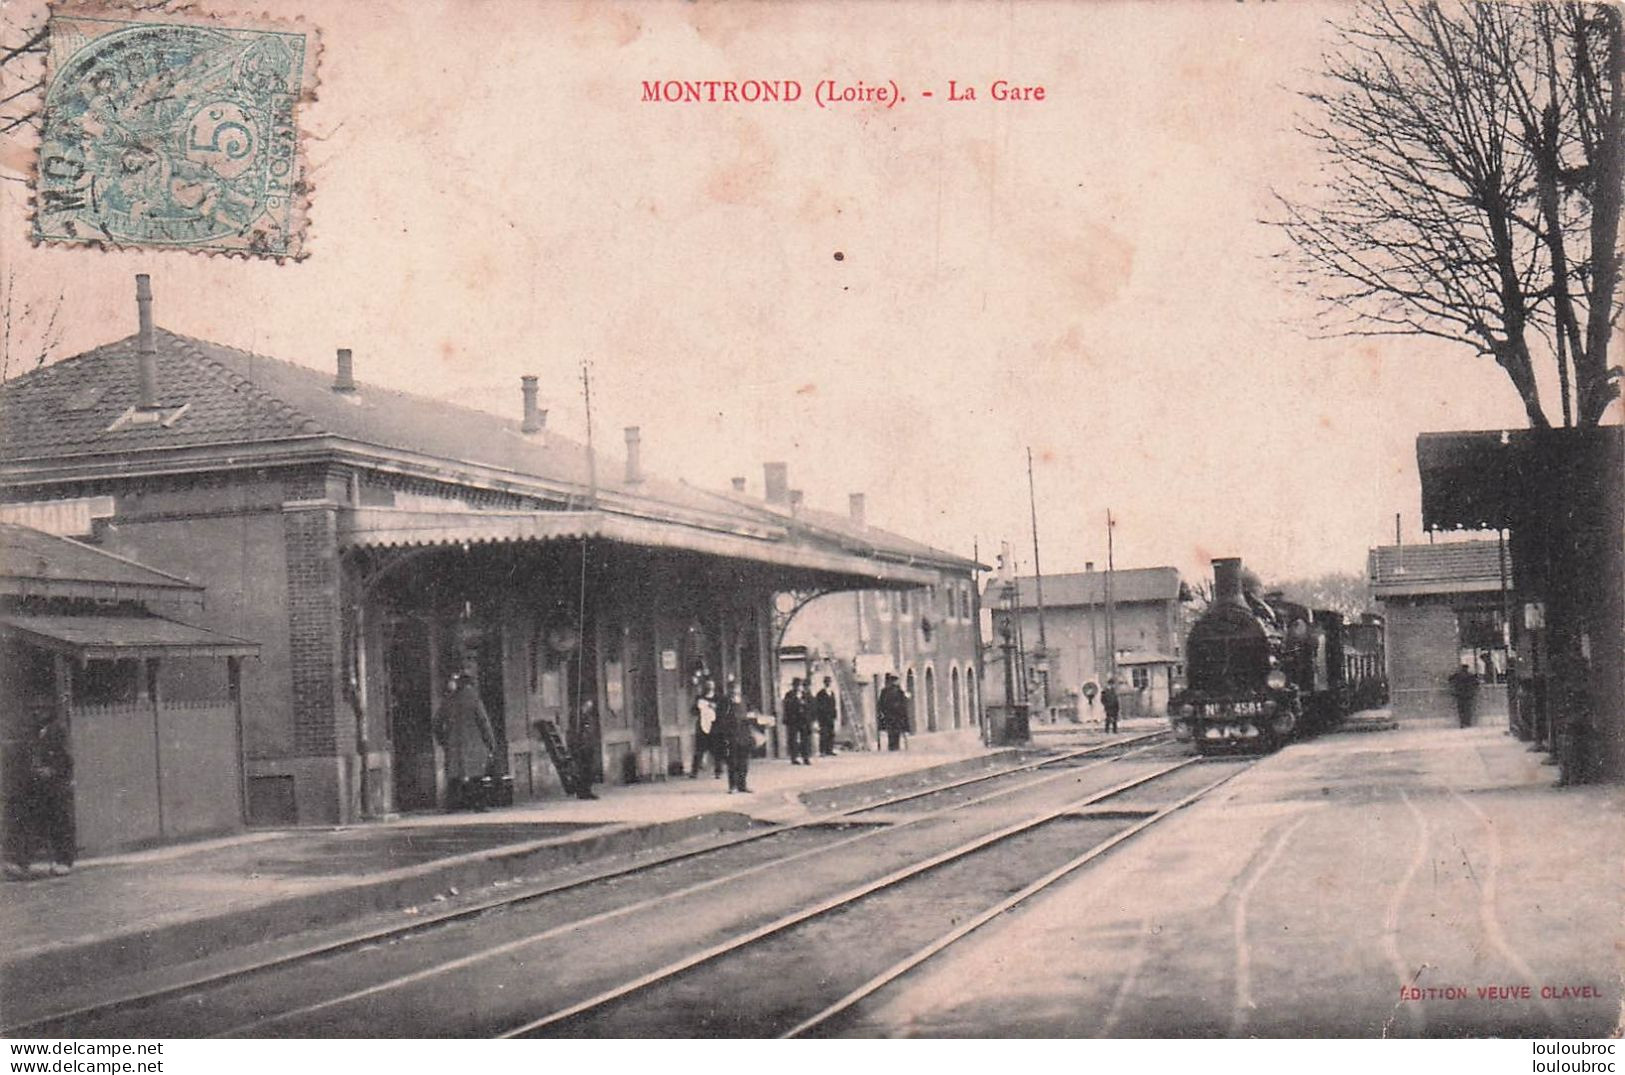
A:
386,617,436,811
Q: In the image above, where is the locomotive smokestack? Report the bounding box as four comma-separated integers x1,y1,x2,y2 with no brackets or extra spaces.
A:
1212,557,1245,607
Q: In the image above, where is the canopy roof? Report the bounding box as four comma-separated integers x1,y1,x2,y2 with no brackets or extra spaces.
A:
340,508,941,587
1,612,260,660
1417,427,1624,532
0,523,201,605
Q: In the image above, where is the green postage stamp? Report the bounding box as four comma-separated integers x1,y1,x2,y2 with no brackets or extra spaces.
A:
33,6,316,259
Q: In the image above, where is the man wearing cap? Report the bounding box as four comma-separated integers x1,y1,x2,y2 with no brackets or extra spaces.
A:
878,673,909,751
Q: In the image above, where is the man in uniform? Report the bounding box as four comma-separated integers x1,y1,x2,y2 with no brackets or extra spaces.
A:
878,672,910,751
813,676,838,756
783,677,812,764
1449,663,1479,728
1101,677,1121,734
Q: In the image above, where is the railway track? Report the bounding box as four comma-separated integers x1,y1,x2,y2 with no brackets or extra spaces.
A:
507,754,1252,1038
6,731,1170,1037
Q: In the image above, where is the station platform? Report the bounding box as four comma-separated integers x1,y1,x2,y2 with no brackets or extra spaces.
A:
0,725,1152,1017
839,712,1625,1038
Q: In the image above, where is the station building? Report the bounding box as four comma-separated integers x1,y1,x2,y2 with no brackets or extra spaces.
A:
0,276,968,833
776,487,983,749
1368,539,1512,726
987,566,1189,720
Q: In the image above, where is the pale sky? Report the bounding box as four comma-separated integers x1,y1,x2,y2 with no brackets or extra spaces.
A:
4,0,1606,587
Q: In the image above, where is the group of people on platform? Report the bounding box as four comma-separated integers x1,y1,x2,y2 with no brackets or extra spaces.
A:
779,676,839,763
689,677,773,793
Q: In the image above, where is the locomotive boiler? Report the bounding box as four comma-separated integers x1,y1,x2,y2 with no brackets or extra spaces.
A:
1168,557,1386,754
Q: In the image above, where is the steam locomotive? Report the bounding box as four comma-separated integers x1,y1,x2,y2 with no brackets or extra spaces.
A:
1168,557,1388,754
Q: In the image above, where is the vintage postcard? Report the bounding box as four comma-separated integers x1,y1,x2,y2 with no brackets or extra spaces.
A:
0,0,1619,1061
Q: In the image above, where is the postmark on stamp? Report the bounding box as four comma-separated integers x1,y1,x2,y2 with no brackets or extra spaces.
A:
33,6,316,259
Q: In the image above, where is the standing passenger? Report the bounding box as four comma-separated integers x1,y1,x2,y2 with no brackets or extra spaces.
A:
1101,678,1121,734
436,672,496,811
878,673,910,751
690,678,722,779
783,678,812,764
813,676,838,756
723,686,768,793
4,711,75,878
1449,663,1479,728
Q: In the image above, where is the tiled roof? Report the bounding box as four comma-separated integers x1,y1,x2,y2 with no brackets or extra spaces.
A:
991,567,1182,608
688,487,981,571
1368,541,1508,595
1,611,259,660
0,522,200,601
0,329,971,570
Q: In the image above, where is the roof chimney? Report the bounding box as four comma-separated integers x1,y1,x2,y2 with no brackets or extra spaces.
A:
134,274,158,409
731,476,747,492
333,348,356,393
520,375,545,434
788,489,804,515
1212,557,1245,607
624,426,642,484
1085,561,1095,572
848,493,866,527
763,462,788,504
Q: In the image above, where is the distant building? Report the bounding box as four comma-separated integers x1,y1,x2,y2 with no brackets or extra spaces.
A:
1368,540,1511,725
779,492,984,748
986,566,1188,719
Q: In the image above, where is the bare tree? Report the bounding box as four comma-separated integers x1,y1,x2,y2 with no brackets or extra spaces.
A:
1277,0,1622,429
1270,572,1375,621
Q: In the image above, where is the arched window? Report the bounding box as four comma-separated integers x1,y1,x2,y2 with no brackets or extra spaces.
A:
967,668,979,726
950,666,962,729
925,666,938,732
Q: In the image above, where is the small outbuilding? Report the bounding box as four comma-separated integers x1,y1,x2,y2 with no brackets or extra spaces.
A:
1,523,259,853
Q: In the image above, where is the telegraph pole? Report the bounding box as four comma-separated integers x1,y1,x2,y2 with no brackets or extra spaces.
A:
1105,509,1118,685
1026,448,1049,711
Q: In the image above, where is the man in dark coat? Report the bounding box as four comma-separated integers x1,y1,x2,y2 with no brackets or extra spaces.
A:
436,673,496,811
878,673,910,751
813,676,838,756
1449,663,1479,728
1101,678,1121,734
5,710,76,878
783,678,813,764
716,686,762,793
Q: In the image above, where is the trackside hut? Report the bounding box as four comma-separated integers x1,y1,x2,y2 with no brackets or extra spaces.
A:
1368,540,1512,726
0,277,944,828
0,523,259,853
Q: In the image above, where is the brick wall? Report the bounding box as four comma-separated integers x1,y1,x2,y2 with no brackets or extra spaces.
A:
1382,598,1463,722
282,478,345,760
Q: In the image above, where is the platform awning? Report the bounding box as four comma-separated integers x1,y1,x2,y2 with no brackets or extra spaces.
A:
338,508,940,587
1115,652,1178,666
0,613,261,660
1417,427,1624,532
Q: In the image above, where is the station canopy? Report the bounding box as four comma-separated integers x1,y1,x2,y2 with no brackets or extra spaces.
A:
1416,427,1624,532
